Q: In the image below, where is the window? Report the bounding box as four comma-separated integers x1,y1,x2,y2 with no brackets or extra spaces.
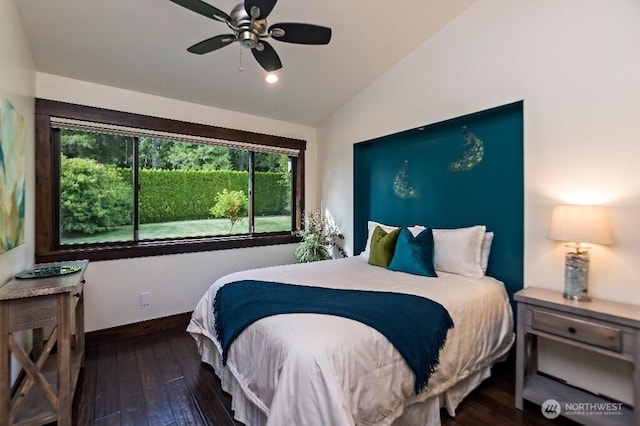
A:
35,99,305,262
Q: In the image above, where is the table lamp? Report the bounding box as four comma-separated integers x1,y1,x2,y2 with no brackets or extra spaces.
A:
547,205,613,301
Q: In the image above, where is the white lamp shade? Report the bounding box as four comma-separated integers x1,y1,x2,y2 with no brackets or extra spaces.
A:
548,205,613,245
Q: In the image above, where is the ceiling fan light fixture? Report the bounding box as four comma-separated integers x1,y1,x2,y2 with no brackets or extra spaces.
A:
239,31,260,49
265,73,279,84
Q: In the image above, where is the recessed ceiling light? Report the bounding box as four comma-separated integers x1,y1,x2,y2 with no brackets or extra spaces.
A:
265,74,279,84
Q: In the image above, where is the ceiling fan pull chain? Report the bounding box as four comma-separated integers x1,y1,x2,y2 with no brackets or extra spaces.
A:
238,50,244,72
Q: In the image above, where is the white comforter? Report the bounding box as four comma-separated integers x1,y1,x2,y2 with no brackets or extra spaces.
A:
188,257,514,426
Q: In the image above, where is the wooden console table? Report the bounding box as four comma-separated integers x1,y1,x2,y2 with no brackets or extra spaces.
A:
0,260,88,426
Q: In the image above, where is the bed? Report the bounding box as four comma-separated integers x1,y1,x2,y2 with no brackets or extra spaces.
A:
188,102,522,425
187,254,514,425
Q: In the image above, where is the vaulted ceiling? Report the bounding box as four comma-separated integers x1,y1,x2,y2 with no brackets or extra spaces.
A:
16,0,474,126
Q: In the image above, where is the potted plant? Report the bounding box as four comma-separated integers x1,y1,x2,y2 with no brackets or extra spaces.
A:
295,210,347,263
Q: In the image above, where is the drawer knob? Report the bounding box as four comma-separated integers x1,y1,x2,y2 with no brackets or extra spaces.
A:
568,326,576,334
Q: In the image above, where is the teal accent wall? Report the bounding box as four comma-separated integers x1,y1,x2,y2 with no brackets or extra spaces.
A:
354,101,524,304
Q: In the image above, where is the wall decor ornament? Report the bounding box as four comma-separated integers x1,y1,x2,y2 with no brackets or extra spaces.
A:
448,126,484,172
393,160,419,199
354,101,523,308
0,98,26,253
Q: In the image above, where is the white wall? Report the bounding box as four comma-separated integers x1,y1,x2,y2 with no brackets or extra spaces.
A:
0,0,36,284
318,0,640,405
0,0,36,385
36,73,318,332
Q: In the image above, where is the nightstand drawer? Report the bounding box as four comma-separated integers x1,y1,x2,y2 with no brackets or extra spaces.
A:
532,310,622,352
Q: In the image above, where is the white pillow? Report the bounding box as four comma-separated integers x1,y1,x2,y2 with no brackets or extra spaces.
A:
432,225,487,278
481,231,494,273
359,221,423,259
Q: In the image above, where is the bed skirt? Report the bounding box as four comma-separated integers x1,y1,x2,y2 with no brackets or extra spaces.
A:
190,332,503,426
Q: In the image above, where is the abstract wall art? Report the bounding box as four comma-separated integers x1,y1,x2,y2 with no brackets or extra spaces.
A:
0,97,26,253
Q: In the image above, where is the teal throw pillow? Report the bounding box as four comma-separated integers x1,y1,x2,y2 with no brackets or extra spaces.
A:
368,226,400,267
388,227,438,277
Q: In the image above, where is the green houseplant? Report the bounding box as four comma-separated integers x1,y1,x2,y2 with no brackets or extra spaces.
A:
295,210,347,263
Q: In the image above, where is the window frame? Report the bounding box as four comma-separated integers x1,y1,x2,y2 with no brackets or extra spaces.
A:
35,99,305,263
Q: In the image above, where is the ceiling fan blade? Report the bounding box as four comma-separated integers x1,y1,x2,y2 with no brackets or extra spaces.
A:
252,41,282,72
269,23,331,45
244,0,277,20
187,35,236,54
170,0,230,23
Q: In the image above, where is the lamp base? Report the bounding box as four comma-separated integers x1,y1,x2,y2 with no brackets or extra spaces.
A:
563,246,591,302
563,292,591,302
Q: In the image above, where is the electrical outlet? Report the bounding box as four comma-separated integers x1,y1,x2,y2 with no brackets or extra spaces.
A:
140,291,150,306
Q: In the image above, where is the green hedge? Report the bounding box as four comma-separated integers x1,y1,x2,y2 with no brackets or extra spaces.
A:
255,172,291,219
115,169,290,223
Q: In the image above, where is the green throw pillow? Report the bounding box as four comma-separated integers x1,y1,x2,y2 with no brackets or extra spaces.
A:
368,226,401,267
388,227,438,277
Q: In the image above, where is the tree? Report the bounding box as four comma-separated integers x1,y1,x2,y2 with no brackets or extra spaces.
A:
254,152,290,172
139,137,172,169
60,156,132,234
60,131,95,157
227,150,290,172
228,149,250,171
166,143,232,170
61,129,133,168
209,189,248,233
61,130,290,174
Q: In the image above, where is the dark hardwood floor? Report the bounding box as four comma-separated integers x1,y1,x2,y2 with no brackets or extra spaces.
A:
72,319,575,425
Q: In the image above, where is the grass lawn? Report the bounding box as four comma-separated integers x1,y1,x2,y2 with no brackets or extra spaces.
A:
61,215,292,245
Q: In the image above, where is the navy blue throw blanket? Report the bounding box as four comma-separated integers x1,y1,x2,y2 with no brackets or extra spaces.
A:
213,280,454,394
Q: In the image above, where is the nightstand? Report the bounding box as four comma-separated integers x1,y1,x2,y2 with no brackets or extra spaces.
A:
0,260,88,426
514,287,639,426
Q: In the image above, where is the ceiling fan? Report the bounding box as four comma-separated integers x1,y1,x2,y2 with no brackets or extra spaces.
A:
170,0,332,72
